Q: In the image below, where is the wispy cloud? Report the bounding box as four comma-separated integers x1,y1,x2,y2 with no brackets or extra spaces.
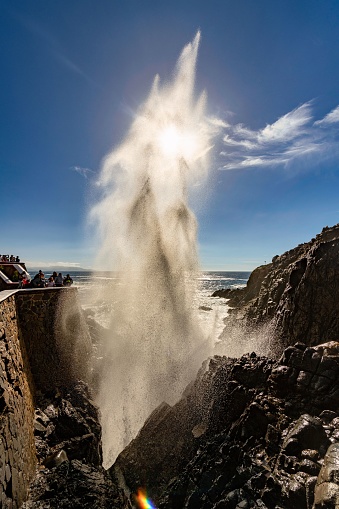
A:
314,105,339,126
71,166,95,179
209,116,231,129
218,102,339,170
259,103,312,143
26,261,83,269
54,53,93,82
9,8,94,84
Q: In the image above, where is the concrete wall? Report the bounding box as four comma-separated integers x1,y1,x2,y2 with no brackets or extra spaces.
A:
0,287,92,507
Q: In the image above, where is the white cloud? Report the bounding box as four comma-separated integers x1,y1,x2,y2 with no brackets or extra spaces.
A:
219,102,339,170
233,124,258,140
258,103,312,143
209,117,230,129
26,261,82,268
314,106,339,126
222,155,289,171
71,166,95,179
223,135,257,150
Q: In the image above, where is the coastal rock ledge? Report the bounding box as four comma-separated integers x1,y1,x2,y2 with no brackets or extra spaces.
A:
115,341,339,508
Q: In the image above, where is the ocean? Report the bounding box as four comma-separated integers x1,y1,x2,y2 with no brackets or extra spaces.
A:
33,269,250,341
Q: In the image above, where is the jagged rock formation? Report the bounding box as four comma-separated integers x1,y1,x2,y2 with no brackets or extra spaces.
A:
115,341,339,508
214,224,339,353
22,382,131,508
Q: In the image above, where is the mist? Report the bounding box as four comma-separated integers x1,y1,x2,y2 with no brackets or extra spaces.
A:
89,32,214,467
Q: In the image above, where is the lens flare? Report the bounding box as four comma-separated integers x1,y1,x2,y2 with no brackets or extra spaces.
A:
158,123,198,160
135,488,156,509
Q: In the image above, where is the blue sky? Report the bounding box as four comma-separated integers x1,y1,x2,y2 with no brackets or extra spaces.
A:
1,0,339,270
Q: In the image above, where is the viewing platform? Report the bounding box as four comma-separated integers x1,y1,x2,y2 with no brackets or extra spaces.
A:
0,261,29,291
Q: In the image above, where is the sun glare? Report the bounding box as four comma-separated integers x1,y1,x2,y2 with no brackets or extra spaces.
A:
158,123,198,161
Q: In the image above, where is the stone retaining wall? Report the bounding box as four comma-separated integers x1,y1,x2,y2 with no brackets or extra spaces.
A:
0,288,92,507
15,288,92,393
0,293,36,508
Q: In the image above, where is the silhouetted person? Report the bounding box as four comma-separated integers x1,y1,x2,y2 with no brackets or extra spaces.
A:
31,273,45,288
55,273,63,287
63,274,73,286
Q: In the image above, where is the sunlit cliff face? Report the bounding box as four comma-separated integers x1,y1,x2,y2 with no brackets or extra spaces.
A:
90,31,214,468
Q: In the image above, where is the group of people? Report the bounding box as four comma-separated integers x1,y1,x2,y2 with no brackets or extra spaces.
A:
19,270,73,289
0,254,20,263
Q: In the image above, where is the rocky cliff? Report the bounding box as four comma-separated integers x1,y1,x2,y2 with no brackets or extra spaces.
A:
214,223,339,354
116,341,339,508
22,381,131,508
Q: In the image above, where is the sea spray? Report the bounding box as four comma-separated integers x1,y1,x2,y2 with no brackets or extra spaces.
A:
90,32,214,467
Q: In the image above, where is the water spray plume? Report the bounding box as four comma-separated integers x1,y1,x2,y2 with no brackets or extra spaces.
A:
90,31,214,467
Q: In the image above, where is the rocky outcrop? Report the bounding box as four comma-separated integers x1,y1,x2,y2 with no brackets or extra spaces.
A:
116,341,339,508
216,224,339,353
211,264,272,310
22,381,131,508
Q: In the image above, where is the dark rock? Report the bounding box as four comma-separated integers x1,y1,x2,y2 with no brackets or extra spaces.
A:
22,382,130,508
43,449,68,469
282,414,330,455
313,443,339,508
299,458,320,476
113,341,339,508
22,459,131,509
236,402,269,440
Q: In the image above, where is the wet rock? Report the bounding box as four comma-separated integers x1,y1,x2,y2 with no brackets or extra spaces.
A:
112,341,339,508
237,402,269,439
199,306,213,311
22,381,131,508
43,449,68,469
313,443,339,508
22,459,131,509
306,476,317,509
299,458,321,476
282,415,330,456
